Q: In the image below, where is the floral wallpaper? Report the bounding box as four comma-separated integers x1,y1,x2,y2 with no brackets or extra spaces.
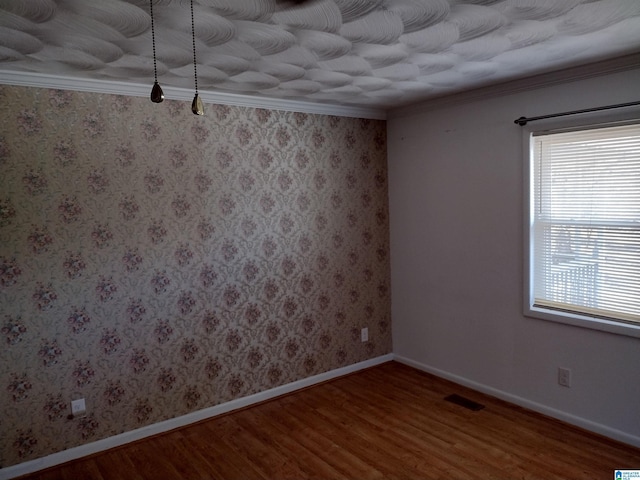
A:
0,85,391,468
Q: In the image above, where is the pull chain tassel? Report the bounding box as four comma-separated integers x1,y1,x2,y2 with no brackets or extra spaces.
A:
151,81,164,103
191,94,204,115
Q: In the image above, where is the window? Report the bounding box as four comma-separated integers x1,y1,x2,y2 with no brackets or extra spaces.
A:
525,121,640,336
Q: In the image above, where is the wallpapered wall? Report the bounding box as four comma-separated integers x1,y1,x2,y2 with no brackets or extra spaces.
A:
0,85,391,468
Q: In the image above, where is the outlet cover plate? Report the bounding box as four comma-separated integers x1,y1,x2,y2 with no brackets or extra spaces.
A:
71,398,86,415
361,327,368,342
558,367,571,387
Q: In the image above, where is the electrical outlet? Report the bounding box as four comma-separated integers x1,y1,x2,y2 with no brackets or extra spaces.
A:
558,367,571,387
71,398,86,416
361,327,368,342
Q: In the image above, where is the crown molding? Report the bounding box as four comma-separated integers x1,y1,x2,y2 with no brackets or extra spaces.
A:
388,53,640,120
3,53,639,122
0,70,386,120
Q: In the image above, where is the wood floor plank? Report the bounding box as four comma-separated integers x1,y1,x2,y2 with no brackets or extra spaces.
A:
269,395,388,480
219,415,309,479
56,458,104,480
123,440,184,479
243,408,351,480
15,361,640,480
194,419,272,480
93,448,144,480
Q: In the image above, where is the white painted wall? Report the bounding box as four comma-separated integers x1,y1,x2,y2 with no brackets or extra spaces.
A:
387,66,640,446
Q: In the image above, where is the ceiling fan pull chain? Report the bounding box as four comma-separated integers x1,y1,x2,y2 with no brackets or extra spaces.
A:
149,0,164,103
190,0,204,115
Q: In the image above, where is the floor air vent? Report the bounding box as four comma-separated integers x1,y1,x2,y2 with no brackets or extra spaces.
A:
444,394,485,411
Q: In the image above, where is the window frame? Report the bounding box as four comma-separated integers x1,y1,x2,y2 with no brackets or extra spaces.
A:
522,110,640,338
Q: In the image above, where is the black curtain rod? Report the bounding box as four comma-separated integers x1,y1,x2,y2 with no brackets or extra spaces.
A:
514,100,640,126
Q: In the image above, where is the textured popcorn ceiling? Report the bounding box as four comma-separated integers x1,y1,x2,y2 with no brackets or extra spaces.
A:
1,0,639,111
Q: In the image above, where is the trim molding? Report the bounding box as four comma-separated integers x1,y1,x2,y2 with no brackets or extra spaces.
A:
0,70,386,120
2,53,639,121
394,355,640,449
0,354,393,480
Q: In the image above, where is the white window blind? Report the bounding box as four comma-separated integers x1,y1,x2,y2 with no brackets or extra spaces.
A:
531,123,640,325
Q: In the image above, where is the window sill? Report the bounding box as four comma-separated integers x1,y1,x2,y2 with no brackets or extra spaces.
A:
525,305,640,339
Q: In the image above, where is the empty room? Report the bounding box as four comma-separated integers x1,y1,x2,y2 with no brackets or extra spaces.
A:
1,1,639,479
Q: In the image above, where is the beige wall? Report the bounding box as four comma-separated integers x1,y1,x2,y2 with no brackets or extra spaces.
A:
388,67,640,446
0,85,391,467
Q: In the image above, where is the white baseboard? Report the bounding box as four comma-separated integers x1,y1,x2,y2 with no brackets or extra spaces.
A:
394,355,640,449
1,354,393,480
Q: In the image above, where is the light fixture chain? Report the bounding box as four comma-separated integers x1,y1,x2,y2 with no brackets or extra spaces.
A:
149,0,164,103
150,0,158,83
191,0,198,95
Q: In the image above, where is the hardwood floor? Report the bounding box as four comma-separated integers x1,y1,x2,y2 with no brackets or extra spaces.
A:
17,362,640,479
